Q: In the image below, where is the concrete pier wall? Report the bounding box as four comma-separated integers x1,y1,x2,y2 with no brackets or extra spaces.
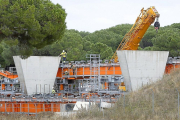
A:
117,50,169,91
13,56,61,95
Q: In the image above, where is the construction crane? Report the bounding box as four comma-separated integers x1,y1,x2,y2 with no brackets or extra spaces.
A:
111,6,160,63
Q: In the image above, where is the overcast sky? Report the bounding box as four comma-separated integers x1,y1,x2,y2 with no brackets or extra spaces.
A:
51,0,179,32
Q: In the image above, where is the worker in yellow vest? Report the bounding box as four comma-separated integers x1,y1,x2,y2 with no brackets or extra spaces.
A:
52,87,56,94
59,50,67,63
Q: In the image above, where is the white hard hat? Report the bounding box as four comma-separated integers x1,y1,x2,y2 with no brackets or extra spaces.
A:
63,50,65,52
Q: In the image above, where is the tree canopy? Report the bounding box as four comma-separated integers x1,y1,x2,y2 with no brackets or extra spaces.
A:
152,27,180,57
0,0,66,58
0,20,180,67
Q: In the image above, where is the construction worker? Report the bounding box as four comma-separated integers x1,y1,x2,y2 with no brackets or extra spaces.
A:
64,70,69,75
71,64,76,75
59,50,67,63
52,87,56,94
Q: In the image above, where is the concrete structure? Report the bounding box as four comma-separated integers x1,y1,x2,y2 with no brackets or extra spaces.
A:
117,50,169,91
73,101,95,110
13,56,61,95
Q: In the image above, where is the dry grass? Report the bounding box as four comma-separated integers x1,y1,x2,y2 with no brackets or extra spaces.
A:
1,69,180,120
74,69,180,120
0,112,56,120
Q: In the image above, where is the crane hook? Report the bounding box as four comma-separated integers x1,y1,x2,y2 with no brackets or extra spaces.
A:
154,17,160,33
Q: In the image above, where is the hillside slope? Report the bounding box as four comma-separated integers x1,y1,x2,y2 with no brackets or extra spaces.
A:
76,69,180,120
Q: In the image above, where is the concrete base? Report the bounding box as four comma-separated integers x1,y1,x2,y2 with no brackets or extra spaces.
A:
117,50,169,91
13,56,61,95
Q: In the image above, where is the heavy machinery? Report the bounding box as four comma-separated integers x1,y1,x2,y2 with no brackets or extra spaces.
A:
0,6,160,96
0,6,172,114
55,6,161,96
111,6,160,63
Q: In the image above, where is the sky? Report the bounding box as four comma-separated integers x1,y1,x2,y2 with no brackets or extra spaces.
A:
51,0,180,33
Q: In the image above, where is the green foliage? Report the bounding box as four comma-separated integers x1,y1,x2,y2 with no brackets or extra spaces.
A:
107,24,132,36
152,27,180,57
33,45,51,56
90,42,113,60
144,46,153,51
0,45,3,54
0,0,180,67
0,45,5,67
138,47,143,50
1,21,180,67
49,30,84,61
83,30,124,51
0,0,66,58
79,31,90,38
171,23,180,29
83,40,91,51
1,44,19,66
140,26,156,48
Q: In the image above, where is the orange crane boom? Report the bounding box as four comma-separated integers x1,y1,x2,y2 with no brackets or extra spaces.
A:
112,6,160,63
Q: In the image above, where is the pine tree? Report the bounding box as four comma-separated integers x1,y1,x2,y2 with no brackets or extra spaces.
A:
0,0,66,58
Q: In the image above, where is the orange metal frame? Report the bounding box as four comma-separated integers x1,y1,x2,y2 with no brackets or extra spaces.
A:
0,71,18,79
56,63,179,79
56,66,122,78
0,102,62,113
0,63,179,113
165,63,180,74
